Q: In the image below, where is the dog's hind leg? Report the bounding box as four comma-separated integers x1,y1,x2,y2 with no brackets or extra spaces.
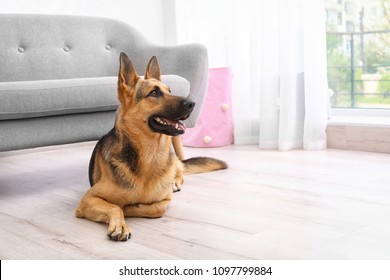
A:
123,198,171,218
76,195,131,241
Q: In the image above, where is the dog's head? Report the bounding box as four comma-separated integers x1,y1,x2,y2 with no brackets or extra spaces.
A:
117,52,195,136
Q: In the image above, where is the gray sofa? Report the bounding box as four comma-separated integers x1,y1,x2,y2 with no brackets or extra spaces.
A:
0,14,208,152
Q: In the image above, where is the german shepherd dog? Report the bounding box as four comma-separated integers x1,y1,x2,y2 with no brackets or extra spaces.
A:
75,53,227,241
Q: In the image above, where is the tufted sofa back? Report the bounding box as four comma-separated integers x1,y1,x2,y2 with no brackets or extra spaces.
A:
0,14,152,82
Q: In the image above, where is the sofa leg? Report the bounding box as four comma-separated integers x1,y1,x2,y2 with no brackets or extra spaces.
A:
172,136,185,161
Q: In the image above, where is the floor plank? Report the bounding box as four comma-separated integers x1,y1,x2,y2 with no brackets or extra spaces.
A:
0,143,390,259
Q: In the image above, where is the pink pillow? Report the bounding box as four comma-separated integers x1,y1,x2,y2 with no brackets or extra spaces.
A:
183,67,234,147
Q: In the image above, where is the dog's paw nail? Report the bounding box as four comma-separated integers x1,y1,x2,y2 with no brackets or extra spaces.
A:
120,233,132,241
172,182,182,192
108,231,119,240
108,233,119,241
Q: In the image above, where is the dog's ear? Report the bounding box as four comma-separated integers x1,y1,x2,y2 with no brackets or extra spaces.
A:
145,56,161,81
118,52,139,88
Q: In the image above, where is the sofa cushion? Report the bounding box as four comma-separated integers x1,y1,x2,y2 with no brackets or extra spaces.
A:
0,75,190,120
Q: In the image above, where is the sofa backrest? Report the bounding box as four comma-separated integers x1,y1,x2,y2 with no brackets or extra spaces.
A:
0,14,151,82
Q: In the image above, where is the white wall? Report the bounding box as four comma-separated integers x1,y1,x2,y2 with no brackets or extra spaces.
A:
1,0,173,45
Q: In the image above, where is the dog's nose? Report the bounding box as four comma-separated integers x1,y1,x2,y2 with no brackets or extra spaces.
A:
183,100,195,110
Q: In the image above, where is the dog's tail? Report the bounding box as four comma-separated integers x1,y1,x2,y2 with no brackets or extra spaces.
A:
183,157,228,174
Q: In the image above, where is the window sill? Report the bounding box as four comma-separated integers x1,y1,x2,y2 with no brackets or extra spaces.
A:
329,108,390,127
328,116,390,128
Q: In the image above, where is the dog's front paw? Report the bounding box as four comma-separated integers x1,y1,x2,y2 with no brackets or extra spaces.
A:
107,221,131,241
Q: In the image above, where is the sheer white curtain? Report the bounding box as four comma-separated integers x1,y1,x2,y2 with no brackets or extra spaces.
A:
175,0,329,150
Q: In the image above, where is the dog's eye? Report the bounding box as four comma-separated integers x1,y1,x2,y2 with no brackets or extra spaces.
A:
148,90,162,98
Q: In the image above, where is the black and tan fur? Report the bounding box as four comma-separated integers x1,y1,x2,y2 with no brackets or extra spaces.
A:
75,53,227,241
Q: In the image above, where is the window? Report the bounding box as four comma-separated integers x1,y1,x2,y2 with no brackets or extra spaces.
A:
326,0,390,110
345,2,354,15
337,12,343,25
326,10,338,26
346,21,355,32
370,7,377,17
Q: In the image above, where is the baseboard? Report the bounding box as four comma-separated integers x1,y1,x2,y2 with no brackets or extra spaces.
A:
327,121,390,153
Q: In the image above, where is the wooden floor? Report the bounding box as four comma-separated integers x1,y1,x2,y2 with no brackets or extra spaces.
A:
0,143,390,260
